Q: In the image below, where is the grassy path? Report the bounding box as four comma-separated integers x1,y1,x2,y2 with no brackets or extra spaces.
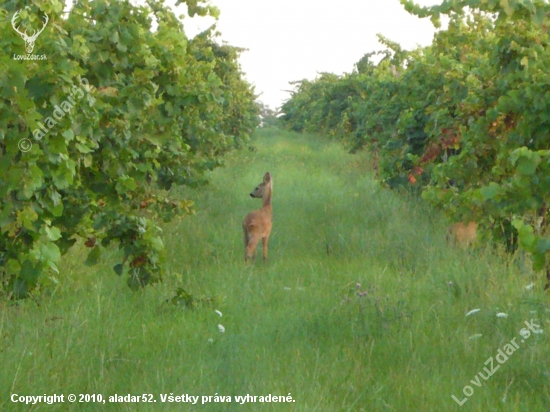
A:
1,128,549,411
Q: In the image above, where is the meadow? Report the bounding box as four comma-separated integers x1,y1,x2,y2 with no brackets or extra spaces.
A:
1,128,549,411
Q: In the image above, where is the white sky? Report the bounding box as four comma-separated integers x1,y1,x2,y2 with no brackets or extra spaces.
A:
176,0,444,109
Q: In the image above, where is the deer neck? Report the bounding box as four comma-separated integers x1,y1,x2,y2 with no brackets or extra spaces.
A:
262,186,272,213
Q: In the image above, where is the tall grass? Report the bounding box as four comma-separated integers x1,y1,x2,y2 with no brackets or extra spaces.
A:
1,127,549,411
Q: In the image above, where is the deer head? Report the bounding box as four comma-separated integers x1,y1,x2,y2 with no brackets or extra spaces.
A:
11,11,49,54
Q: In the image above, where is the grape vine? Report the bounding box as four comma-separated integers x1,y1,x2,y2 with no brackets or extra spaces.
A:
0,0,259,298
281,0,550,285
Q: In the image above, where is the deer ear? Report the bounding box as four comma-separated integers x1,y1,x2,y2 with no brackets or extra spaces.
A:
263,172,271,183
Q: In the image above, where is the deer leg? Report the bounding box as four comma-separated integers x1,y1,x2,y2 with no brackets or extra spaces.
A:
243,228,249,248
262,235,269,262
245,235,261,262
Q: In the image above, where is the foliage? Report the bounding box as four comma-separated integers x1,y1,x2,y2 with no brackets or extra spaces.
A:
280,1,550,280
0,0,258,298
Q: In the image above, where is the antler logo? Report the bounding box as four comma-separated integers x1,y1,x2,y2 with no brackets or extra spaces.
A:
11,10,49,54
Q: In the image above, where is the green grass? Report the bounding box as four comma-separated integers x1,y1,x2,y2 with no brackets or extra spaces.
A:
1,127,550,411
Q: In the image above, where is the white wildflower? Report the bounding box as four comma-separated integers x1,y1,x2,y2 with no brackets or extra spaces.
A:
466,309,481,317
469,334,483,340
496,312,508,318
218,324,225,333
525,282,535,290
215,310,223,317
207,338,214,344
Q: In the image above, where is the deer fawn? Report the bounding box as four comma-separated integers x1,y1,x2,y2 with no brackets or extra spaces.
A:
447,221,477,247
242,172,273,262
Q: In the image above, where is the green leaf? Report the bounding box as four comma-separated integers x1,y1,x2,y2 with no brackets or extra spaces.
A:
150,236,164,251
75,142,93,153
23,164,44,198
532,252,546,272
85,246,102,266
62,129,75,141
113,263,124,276
116,176,138,193
45,225,62,241
110,30,120,44
20,260,41,286
479,182,500,201
520,56,529,67
0,205,14,231
13,278,28,299
51,203,64,217
19,207,38,230
516,156,538,175
513,220,536,250
127,267,150,291
4,258,21,275
534,238,550,255
40,242,61,263
83,154,93,167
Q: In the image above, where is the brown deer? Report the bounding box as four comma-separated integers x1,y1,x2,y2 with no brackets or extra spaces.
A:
447,221,477,247
242,172,273,262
